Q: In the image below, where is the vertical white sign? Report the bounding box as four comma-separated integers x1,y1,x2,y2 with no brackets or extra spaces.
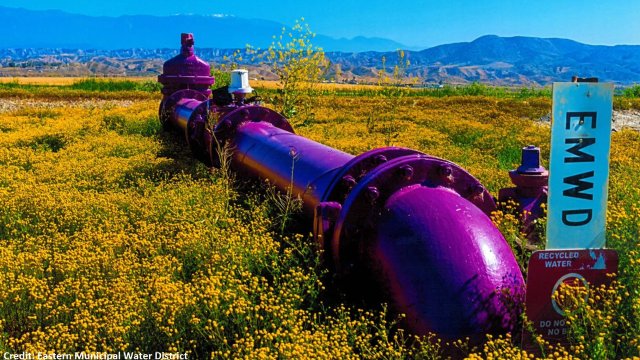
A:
546,82,613,249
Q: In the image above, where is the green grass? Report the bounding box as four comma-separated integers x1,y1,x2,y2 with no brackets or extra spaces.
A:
0,79,160,100
622,84,640,97
3,80,640,107
258,83,554,99
0,85,639,358
69,78,162,92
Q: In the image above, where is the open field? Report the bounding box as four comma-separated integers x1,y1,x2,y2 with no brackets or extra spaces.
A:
0,77,156,86
0,82,639,358
0,77,371,90
0,76,549,95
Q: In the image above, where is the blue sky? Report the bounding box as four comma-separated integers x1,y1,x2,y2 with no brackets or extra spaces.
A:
3,0,639,48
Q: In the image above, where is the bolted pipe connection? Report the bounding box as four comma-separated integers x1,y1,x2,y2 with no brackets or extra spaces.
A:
158,33,525,341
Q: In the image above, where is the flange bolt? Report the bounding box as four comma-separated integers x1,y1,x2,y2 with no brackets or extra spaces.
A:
341,175,357,188
399,165,414,180
366,186,380,203
374,154,388,164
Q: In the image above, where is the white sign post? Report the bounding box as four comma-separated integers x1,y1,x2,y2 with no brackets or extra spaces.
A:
546,82,613,249
525,80,617,353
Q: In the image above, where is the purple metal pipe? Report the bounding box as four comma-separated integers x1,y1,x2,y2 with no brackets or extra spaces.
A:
372,185,522,337
229,121,354,214
173,98,203,132
158,33,525,341
327,152,524,339
226,126,525,338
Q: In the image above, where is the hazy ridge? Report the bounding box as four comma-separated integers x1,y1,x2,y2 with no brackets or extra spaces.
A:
1,6,640,85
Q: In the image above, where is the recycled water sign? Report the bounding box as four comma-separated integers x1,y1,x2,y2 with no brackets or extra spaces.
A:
523,249,618,350
546,82,613,249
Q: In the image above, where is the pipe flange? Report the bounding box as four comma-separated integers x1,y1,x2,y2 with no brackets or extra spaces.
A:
331,154,497,274
208,106,293,168
213,106,292,144
185,101,212,161
322,147,427,204
159,89,209,130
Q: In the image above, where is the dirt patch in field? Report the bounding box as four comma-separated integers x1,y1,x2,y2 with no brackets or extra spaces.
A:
612,110,640,131
538,110,640,132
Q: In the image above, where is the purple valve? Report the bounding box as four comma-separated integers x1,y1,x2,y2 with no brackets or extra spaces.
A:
499,145,549,242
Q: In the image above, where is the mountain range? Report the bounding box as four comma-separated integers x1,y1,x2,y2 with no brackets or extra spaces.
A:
0,6,407,52
1,6,640,85
335,35,640,85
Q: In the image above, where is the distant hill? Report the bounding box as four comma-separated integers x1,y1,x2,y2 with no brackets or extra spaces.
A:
408,35,640,85
326,35,640,85
1,5,640,85
0,6,408,52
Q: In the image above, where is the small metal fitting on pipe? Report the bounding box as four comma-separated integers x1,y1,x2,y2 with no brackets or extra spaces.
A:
228,69,254,105
498,145,549,242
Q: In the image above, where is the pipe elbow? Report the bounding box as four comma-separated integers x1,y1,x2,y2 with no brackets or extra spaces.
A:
372,185,524,339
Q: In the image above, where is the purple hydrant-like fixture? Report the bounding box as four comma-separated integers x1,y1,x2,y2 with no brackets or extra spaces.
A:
498,146,549,241
158,33,525,340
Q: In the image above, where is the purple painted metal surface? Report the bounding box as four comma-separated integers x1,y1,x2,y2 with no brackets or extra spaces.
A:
158,33,215,97
157,34,525,340
158,34,216,143
229,121,354,214
498,146,549,239
328,153,523,339
374,186,523,338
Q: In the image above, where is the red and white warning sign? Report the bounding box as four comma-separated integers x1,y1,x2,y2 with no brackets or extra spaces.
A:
522,249,618,349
